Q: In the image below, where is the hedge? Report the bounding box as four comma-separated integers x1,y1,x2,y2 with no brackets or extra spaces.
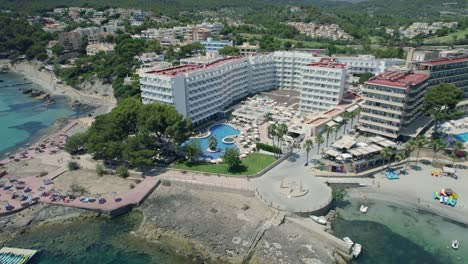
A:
256,143,282,154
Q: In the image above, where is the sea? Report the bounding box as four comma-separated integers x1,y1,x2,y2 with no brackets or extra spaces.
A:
0,72,77,157
333,197,468,264
4,212,193,263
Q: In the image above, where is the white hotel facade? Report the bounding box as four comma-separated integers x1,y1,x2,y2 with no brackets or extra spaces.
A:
141,51,394,125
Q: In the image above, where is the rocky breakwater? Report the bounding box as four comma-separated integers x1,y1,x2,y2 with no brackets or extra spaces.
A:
21,88,55,105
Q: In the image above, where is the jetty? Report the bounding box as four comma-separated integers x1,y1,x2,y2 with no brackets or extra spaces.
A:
0,247,38,264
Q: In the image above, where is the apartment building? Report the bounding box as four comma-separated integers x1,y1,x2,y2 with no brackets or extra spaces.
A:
198,38,233,51
359,71,430,139
237,42,260,56
300,58,348,113
335,55,405,75
273,51,321,89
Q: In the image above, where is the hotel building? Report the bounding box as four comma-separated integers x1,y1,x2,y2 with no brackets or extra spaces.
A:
140,52,405,125
359,56,468,139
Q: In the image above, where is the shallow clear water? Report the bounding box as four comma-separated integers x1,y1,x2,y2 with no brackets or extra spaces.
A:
333,198,468,264
4,212,192,264
0,72,76,156
187,124,240,159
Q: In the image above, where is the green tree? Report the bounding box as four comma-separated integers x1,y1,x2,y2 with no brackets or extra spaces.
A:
380,146,393,171
116,165,129,178
452,142,466,166
404,139,416,170
208,136,218,151
414,136,429,164
316,134,324,154
64,132,88,154
223,148,242,171
358,72,374,84
325,126,334,146
51,43,65,56
218,46,240,56
395,152,407,167
185,140,202,161
425,83,463,131
304,139,313,165
429,138,445,165
69,182,88,196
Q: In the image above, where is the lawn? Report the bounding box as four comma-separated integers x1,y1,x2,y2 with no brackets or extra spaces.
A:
424,28,468,44
174,153,276,176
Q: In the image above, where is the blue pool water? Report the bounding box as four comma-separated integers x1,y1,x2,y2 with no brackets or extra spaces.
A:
186,124,240,159
455,132,468,142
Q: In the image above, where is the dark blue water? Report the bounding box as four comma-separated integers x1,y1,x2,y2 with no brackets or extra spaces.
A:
333,198,468,264
0,72,76,156
4,212,192,264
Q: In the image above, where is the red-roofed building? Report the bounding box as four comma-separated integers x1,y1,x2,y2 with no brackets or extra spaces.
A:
359,71,430,139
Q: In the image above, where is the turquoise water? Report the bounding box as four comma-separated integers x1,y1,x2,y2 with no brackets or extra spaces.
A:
4,212,193,264
186,124,240,159
455,132,468,142
333,198,468,264
0,72,75,156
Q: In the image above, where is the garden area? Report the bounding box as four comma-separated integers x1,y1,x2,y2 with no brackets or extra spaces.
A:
175,153,276,176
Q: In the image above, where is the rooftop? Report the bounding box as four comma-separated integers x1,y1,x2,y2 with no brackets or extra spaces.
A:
308,58,346,69
420,56,468,66
146,56,245,76
366,71,429,88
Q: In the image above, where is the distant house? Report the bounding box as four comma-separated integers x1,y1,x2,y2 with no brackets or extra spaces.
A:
198,38,233,51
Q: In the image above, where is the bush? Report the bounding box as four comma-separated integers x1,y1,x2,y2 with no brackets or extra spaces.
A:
68,161,80,171
69,182,88,195
39,171,48,177
161,179,171,186
116,165,129,178
96,164,107,176
256,143,282,154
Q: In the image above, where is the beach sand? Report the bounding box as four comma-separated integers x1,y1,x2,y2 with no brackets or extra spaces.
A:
4,60,116,114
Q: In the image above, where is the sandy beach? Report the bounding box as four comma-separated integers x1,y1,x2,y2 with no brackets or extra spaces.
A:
1,60,116,114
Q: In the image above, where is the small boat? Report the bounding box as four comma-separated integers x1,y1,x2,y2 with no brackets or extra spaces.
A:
343,237,354,247
360,204,368,213
353,243,362,258
310,215,327,225
452,240,459,250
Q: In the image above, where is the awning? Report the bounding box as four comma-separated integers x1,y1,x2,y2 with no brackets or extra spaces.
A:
341,153,353,159
346,104,360,113
334,116,344,123
325,149,342,157
332,135,356,150
326,121,337,127
348,148,364,156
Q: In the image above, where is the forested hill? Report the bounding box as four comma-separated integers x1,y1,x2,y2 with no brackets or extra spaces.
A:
1,0,466,19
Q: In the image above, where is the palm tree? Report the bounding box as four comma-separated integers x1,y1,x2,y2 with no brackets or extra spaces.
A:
395,152,406,166
304,139,313,166
316,134,324,154
414,136,429,164
429,138,445,166
353,105,362,125
335,124,342,140
342,112,352,132
275,123,288,156
380,146,393,171
325,126,334,146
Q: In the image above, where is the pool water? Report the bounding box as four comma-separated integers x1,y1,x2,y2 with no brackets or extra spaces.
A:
186,124,240,159
455,132,468,142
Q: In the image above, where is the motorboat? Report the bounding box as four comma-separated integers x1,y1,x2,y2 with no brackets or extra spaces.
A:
343,237,354,247
360,204,368,213
452,240,459,250
310,215,327,225
353,243,362,258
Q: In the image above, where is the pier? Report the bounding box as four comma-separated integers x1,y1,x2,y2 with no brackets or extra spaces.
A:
0,247,38,264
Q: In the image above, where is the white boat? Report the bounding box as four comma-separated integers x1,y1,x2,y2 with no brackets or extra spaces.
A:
360,204,368,213
343,237,354,247
353,243,362,258
310,215,327,225
452,240,459,250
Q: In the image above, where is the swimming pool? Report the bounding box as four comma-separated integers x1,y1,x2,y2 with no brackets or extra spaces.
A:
454,132,468,142
186,124,240,159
